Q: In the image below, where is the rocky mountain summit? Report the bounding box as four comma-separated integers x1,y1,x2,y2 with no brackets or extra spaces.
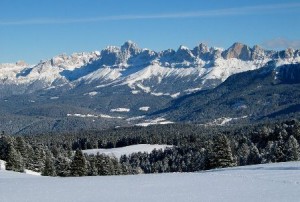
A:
1,41,299,98
0,41,299,134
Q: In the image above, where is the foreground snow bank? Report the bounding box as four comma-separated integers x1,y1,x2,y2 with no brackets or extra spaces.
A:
83,144,172,158
0,161,300,202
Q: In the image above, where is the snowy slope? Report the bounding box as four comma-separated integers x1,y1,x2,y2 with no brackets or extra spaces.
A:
0,161,300,202
83,144,172,158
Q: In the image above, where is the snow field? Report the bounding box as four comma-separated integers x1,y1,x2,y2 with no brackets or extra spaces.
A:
0,161,300,202
82,144,172,158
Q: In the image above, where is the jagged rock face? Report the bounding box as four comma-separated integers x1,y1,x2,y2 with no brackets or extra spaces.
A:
0,41,300,99
222,43,252,61
173,46,195,63
251,45,266,60
192,43,214,61
121,41,141,59
15,60,28,67
99,47,123,66
281,48,295,59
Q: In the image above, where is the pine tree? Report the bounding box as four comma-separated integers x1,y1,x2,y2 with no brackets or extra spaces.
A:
285,135,300,161
70,150,87,176
6,144,24,172
55,156,71,177
42,155,56,176
0,135,12,161
209,134,236,169
96,154,114,176
87,156,98,176
247,144,261,165
237,143,250,166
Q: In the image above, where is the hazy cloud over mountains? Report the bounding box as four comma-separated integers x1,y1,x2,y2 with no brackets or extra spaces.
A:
262,38,300,50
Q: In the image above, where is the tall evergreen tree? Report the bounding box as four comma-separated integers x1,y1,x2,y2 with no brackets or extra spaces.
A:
42,155,56,176
55,156,71,177
70,150,87,176
209,134,236,169
285,135,300,161
247,144,262,165
6,144,24,172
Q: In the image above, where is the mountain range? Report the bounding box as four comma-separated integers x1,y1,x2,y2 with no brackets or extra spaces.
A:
0,41,299,134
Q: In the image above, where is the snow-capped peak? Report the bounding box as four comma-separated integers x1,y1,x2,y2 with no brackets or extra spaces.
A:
1,41,299,99
121,40,141,57
178,45,189,50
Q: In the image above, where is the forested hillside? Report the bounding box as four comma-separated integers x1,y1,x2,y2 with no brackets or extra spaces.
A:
1,119,299,176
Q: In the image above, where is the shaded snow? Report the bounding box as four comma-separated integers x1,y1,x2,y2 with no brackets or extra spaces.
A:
67,113,123,119
139,106,150,111
83,144,172,158
84,91,98,96
131,90,140,94
110,108,130,112
24,169,41,176
170,92,180,98
0,160,6,170
136,118,174,127
1,161,300,202
206,116,248,126
126,116,145,121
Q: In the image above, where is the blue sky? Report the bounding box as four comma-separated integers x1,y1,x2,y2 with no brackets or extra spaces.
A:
0,0,299,63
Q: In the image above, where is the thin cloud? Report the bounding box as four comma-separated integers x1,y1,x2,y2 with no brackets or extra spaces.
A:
1,3,300,25
262,38,300,50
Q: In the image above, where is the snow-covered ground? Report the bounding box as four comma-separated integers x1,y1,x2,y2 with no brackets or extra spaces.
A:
0,161,300,202
110,108,130,112
24,169,41,176
135,117,174,127
0,159,6,170
83,144,172,158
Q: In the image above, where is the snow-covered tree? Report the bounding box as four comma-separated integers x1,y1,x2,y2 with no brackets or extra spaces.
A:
70,150,87,176
209,134,236,169
6,144,24,172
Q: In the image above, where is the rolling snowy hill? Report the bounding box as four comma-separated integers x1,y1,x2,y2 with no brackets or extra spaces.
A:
1,161,300,202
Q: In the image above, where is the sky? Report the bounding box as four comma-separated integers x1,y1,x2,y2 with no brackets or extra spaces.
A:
0,0,300,64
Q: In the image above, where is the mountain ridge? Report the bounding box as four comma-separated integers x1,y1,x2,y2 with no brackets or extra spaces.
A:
0,41,300,134
1,41,299,98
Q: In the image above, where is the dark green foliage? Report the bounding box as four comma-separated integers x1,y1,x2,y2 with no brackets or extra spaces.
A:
55,156,70,177
285,135,300,161
0,135,11,161
208,134,236,169
42,155,56,176
0,119,300,176
70,150,87,176
247,144,261,165
6,144,24,172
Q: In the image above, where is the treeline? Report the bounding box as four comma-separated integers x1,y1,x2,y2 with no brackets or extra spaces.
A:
0,119,299,176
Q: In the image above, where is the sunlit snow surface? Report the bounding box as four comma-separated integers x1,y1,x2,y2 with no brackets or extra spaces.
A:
83,144,172,158
1,161,300,202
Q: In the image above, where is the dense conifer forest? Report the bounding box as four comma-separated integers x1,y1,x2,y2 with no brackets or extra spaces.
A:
1,119,299,176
